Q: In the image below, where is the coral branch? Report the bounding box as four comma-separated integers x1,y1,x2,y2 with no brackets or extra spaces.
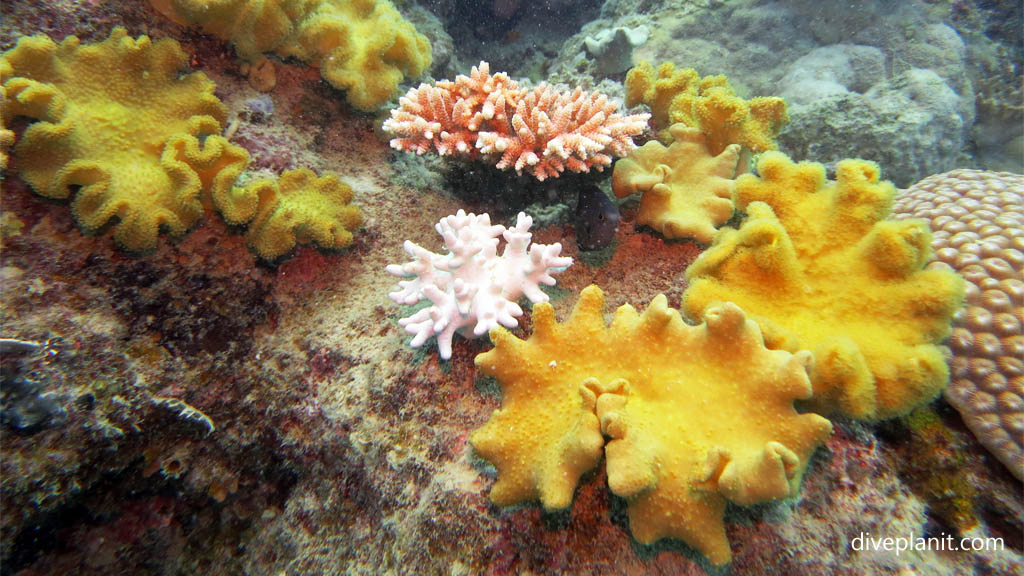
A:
383,62,650,181
387,210,572,359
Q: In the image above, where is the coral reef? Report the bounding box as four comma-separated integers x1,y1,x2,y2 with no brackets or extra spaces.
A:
1,0,1021,573
625,60,788,154
383,61,650,180
149,0,432,110
474,285,833,565
241,168,363,260
0,201,292,571
684,152,965,420
611,123,739,243
428,0,601,81
968,29,1023,173
568,0,986,184
1,338,66,433
775,44,887,108
1,27,249,251
1,28,366,263
387,210,571,359
892,169,1023,480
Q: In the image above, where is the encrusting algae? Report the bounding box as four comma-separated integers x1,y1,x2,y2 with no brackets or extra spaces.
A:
473,285,833,565
899,406,979,534
684,152,965,420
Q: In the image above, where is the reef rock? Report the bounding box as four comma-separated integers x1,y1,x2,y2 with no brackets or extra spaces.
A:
779,68,967,187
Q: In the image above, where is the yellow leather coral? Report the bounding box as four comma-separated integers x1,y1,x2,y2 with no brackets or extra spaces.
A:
1,27,249,251
242,167,362,260
151,0,432,110
473,285,833,565
625,60,788,155
0,59,13,171
684,152,965,420
611,123,739,243
624,61,723,133
0,125,12,170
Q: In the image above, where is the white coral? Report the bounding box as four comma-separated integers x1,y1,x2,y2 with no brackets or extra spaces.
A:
386,210,573,359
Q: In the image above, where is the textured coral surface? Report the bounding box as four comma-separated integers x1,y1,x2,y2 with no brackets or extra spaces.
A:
242,167,363,260
384,61,650,180
387,210,571,359
612,123,739,243
1,27,249,251
685,152,965,420
475,285,832,564
625,60,789,154
0,70,13,169
893,169,1023,480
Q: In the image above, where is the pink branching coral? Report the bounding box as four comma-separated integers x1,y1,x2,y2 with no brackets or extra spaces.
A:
383,62,650,181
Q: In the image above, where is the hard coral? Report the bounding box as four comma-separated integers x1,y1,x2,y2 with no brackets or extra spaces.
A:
386,210,571,359
625,60,788,154
1,27,249,251
473,285,832,565
151,0,432,111
242,168,362,260
684,152,965,420
383,62,650,181
892,169,1023,480
611,123,739,243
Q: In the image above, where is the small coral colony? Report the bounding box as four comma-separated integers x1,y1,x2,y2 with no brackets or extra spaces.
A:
0,0,1017,566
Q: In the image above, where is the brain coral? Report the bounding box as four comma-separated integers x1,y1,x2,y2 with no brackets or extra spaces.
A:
892,169,1023,480
684,152,965,420
611,123,739,243
625,60,789,155
242,167,362,260
473,285,832,565
1,27,249,251
151,0,432,110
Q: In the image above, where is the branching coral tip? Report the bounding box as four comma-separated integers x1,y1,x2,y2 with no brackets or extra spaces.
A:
386,210,572,359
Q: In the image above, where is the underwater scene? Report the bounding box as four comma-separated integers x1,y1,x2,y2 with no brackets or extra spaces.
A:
0,0,1022,574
